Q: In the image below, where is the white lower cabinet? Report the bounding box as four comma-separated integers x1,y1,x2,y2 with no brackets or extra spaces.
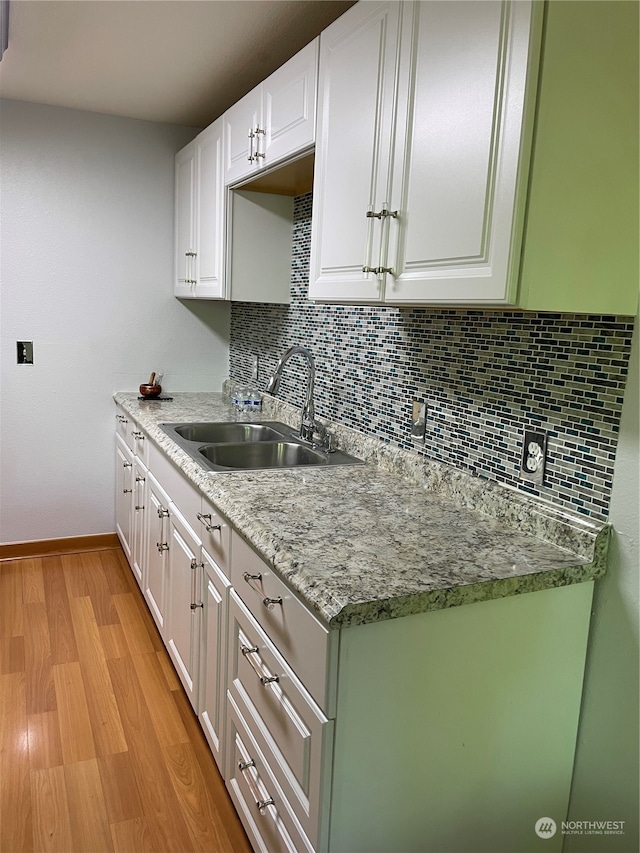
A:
226,693,315,853
198,545,231,772
165,502,202,710
144,471,171,632
116,414,594,853
227,590,332,851
115,434,133,565
130,457,147,590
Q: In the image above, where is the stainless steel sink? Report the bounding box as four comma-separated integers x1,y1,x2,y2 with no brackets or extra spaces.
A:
172,422,285,444
159,420,363,472
199,441,326,469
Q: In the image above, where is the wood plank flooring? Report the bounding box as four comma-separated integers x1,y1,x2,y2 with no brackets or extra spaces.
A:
0,548,252,853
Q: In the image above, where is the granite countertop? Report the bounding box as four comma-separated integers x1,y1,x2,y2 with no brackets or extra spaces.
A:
114,391,609,629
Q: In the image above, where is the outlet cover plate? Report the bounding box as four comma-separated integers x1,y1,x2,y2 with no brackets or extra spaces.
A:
520,430,547,484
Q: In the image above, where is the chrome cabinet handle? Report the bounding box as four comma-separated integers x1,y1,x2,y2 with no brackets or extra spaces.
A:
247,128,255,162
185,250,197,285
122,461,132,468
157,506,169,518
366,208,398,219
197,512,221,533
241,644,279,685
123,488,132,494
237,758,274,812
254,126,265,159
190,559,204,610
242,572,282,610
156,542,169,552
135,504,144,511
135,476,145,482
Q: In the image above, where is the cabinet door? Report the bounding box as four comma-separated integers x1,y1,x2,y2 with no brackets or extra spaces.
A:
224,87,262,186
198,549,231,772
166,504,201,709
174,141,196,297
309,1,403,302
115,435,134,565
195,119,227,299
131,457,147,591
387,0,541,305
144,472,171,635
262,39,318,168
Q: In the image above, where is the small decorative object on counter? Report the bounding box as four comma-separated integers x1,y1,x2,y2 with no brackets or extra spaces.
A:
139,371,162,399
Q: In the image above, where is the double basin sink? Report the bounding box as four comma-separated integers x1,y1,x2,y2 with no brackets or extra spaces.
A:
160,420,362,472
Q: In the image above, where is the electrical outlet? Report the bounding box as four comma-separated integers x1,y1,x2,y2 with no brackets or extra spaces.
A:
520,429,547,484
411,400,426,442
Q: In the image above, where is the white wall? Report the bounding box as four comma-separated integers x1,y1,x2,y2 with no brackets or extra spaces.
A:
566,320,639,852
0,99,230,543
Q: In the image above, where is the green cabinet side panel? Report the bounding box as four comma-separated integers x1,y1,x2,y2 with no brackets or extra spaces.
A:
518,1,639,315
329,582,594,853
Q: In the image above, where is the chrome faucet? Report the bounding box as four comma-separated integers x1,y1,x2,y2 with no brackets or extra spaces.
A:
265,345,321,444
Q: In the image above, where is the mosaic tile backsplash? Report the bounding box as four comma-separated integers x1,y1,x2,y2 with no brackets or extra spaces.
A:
230,193,635,522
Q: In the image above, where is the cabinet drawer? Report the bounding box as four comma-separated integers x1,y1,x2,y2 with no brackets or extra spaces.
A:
199,496,230,578
115,406,131,446
148,440,201,524
226,694,314,853
128,424,149,466
228,592,331,849
231,532,332,710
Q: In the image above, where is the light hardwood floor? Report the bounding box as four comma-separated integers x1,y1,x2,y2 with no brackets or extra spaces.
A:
0,547,252,853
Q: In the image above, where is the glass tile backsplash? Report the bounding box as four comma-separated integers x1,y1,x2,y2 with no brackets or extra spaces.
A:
230,193,635,521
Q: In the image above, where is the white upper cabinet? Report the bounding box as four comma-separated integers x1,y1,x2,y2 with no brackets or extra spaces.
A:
309,0,543,306
174,118,226,300
309,1,402,302
223,38,319,186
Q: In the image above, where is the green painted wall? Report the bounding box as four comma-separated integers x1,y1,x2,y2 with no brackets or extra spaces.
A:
518,1,639,315
566,321,639,852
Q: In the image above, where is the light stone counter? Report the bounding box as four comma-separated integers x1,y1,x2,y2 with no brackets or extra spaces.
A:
114,391,609,628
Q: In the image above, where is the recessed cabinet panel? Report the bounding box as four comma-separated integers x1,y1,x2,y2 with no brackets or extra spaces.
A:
224,89,262,186
198,550,231,772
115,435,133,565
174,143,196,296
144,471,170,634
195,121,226,298
263,38,317,166
309,1,402,302
166,505,201,709
388,0,540,304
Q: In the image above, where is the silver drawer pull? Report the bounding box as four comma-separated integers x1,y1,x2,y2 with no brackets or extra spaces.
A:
197,512,221,533
238,758,275,813
156,542,169,552
241,645,280,686
123,488,132,494
157,506,169,518
242,572,283,610
123,462,132,468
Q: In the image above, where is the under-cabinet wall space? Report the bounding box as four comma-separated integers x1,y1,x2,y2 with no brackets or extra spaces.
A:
230,193,635,522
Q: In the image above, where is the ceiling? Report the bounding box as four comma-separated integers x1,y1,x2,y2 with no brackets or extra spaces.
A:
0,0,355,128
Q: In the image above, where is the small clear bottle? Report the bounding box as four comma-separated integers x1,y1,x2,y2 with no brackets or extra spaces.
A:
245,355,263,417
